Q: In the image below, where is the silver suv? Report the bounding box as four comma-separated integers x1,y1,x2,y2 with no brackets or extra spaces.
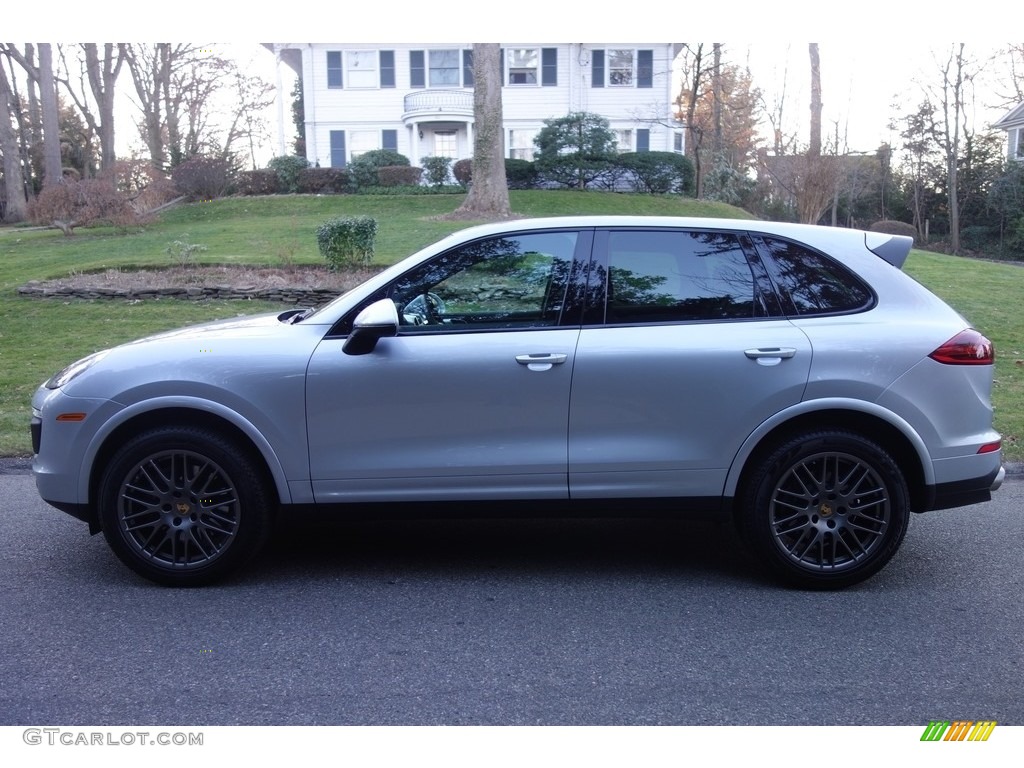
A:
31,217,1004,588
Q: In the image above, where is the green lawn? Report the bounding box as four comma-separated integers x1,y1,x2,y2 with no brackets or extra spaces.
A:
1,191,1020,459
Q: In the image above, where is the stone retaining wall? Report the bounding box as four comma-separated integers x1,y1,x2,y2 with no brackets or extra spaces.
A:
17,282,341,307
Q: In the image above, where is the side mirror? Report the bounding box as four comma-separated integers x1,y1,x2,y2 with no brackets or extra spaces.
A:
343,299,399,356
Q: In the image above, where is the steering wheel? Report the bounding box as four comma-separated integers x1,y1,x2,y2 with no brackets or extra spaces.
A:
402,292,447,325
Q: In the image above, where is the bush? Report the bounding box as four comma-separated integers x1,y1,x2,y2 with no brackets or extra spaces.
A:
377,165,422,187
29,178,138,235
316,215,378,270
618,151,694,194
171,156,234,201
347,150,411,191
534,112,617,189
296,167,349,194
267,155,310,193
453,158,472,188
869,220,917,242
236,169,280,196
504,159,538,190
421,156,453,186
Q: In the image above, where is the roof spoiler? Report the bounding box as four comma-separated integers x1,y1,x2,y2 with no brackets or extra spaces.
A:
865,232,913,269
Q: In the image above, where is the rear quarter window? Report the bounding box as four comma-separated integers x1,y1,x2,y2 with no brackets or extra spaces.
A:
758,236,874,316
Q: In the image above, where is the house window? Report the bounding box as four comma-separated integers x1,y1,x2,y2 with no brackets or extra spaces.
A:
380,50,395,88
507,49,538,85
509,129,537,160
429,49,460,86
349,130,378,159
433,130,457,158
327,51,342,88
383,129,398,152
1016,128,1024,159
673,132,684,153
609,50,634,86
345,50,377,89
592,49,653,87
616,130,633,152
504,48,557,86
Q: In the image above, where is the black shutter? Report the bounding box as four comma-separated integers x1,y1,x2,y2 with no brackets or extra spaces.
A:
542,48,557,86
592,50,604,88
463,49,474,87
637,50,653,88
380,50,395,88
327,51,342,88
382,130,397,152
410,50,425,88
330,130,346,168
637,128,650,152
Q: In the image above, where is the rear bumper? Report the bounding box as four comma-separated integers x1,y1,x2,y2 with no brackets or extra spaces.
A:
924,464,1004,512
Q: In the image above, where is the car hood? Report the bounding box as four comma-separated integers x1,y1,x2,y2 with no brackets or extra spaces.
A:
123,310,291,346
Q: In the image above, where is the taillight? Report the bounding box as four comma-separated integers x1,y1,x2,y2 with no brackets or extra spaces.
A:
929,330,994,365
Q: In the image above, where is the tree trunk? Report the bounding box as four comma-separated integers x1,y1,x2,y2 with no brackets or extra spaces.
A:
808,43,822,157
84,43,124,174
0,64,27,222
36,44,63,186
712,44,722,157
450,43,512,220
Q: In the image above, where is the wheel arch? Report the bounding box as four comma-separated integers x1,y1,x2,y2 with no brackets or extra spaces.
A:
85,402,291,528
726,402,932,513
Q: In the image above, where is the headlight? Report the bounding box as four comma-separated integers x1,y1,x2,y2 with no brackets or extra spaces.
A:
44,350,109,390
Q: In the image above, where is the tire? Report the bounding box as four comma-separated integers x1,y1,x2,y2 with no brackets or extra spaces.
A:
98,426,273,587
736,430,910,589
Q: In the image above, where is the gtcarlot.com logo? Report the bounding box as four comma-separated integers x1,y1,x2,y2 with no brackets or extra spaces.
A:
23,729,203,747
920,720,997,742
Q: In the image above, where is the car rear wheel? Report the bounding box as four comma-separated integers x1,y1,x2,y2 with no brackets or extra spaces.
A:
737,430,910,589
98,426,273,586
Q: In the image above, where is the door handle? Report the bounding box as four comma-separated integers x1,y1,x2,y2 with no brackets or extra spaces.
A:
744,347,797,366
516,353,568,371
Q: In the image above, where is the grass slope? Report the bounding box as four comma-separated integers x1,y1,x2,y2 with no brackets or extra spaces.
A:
1,191,1019,461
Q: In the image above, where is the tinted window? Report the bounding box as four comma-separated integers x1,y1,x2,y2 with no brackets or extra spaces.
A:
388,232,578,332
759,237,873,315
605,230,757,323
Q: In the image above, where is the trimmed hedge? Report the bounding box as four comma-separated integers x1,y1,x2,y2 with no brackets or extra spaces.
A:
296,167,349,194
869,220,917,242
377,165,423,187
316,215,378,270
236,169,280,196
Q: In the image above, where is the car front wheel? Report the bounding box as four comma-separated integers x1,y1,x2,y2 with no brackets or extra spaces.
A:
737,430,910,589
98,426,273,586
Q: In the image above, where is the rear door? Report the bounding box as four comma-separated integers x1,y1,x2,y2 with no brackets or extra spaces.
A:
568,227,812,499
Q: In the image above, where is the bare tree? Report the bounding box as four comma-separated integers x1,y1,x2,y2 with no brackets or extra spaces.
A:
0,62,27,221
449,43,512,220
3,43,63,186
676,43,707,196
926,44,973,254
55,44,125,174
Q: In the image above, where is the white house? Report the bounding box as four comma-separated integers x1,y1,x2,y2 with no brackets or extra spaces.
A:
264,44,685,169
994,102,1024,161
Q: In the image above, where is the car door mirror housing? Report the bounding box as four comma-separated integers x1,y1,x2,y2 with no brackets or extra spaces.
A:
343,299,399,355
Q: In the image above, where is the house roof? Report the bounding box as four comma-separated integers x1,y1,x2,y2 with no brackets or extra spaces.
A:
993,101,1024,129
